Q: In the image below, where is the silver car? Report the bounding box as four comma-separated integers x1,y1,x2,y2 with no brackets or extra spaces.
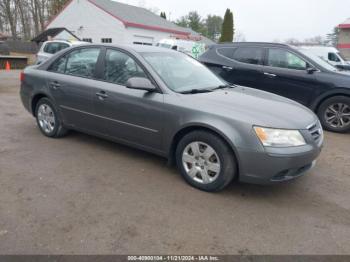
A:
20,44,323,192
36,40,86,64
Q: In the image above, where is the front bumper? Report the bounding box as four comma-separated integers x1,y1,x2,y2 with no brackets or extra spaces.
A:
237,128,323,185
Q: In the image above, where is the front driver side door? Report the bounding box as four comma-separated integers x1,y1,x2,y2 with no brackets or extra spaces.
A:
259,48,319,106
92,48,164,152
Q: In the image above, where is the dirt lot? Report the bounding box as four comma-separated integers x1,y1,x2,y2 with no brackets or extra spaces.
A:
0,70,350,255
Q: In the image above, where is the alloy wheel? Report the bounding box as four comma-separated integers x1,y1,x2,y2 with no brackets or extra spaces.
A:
37,104,56,134
324,103,350,129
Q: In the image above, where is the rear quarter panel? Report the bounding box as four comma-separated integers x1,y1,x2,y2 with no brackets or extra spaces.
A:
21,67,53,115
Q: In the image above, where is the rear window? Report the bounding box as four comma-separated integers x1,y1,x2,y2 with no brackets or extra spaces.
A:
44,42,70,54
233,47,264,65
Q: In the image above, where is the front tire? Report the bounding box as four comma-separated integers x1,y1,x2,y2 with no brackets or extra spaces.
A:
35,98,68,138
317,96,350,133
176,131,237,192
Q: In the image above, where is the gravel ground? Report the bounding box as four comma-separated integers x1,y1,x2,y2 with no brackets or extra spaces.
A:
0,70,350,255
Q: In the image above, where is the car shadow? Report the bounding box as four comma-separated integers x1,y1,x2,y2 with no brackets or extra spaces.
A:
65,130,309,198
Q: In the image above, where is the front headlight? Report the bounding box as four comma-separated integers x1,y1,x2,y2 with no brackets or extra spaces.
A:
254,126,306,147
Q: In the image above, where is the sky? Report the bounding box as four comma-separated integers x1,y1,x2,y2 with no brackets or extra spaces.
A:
116,0,350,42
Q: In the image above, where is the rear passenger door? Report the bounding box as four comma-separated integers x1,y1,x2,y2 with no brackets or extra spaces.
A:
47,47,103,131
217,46,265,88
92,48,164,151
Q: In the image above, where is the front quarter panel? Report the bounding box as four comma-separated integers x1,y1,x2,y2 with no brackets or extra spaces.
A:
162,94,265,160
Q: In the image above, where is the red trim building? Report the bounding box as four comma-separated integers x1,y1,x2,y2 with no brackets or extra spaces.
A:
338,18,350,60
43,0,213,46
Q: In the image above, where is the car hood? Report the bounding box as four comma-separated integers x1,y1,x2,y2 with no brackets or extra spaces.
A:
184,86,317,130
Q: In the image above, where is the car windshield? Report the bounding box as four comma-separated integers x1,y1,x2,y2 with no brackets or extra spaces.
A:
298,49,338,71
141,52,225,93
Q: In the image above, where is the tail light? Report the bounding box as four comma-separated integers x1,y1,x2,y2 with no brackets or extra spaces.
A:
20,72,25,82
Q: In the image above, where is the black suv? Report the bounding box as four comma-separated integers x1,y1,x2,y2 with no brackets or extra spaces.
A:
199,42,350,133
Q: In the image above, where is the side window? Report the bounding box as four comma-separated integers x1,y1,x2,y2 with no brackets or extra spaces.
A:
65,48,101,78
49,56,67,73
217,48,236,59
233,47,264,65
267,49,307,70
103,49,147,85
328,52,340,62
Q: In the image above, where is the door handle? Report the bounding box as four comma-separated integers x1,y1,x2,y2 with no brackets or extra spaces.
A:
264,72,277,78
96,91,109,100
222,66,233,71
49,81,60,90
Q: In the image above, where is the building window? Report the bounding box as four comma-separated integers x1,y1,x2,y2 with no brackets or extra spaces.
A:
82,38,92,43
101,38,112,43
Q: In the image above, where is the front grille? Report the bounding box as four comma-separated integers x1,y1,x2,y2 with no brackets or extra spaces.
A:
307,121,323,142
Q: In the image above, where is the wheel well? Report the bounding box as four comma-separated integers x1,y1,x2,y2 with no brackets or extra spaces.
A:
315,93,350,113
31,94,47,116
168,126,239,178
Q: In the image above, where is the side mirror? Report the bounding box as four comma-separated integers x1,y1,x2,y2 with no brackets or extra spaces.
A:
306,67,318,74
126,77,156,92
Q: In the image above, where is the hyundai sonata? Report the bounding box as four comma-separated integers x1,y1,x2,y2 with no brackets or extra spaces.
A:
20,44,323,191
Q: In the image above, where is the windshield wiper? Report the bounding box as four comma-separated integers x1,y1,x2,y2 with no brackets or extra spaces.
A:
212,84,235,91
180,89,214,94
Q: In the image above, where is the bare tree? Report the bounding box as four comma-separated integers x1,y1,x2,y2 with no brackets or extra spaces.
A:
16,0,32,39
26,0,48,36
0,0,19,39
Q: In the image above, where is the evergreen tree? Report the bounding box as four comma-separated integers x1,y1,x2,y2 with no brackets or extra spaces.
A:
219,9,234,42
160,12,167,20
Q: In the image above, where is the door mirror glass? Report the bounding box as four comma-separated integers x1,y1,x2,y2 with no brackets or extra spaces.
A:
126,77,156,92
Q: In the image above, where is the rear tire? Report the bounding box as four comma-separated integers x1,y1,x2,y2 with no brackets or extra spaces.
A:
317,96,350,133
35,98,68,138
176,130,237,192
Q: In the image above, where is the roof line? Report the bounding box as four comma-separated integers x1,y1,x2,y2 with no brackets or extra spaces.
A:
125,22,190,36
87,0,190,36
44,0,190,36
87,0,128,24
338,43,350,49
339,24,350,29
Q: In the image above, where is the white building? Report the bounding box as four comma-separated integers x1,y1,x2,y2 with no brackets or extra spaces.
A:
46,0,210,46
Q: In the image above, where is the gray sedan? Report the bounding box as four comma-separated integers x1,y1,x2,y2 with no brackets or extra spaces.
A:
20,44,323,192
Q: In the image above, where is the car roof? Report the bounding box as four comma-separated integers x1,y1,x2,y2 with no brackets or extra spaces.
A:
97,44,177,54
43,40,86,45
213,42,292,49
